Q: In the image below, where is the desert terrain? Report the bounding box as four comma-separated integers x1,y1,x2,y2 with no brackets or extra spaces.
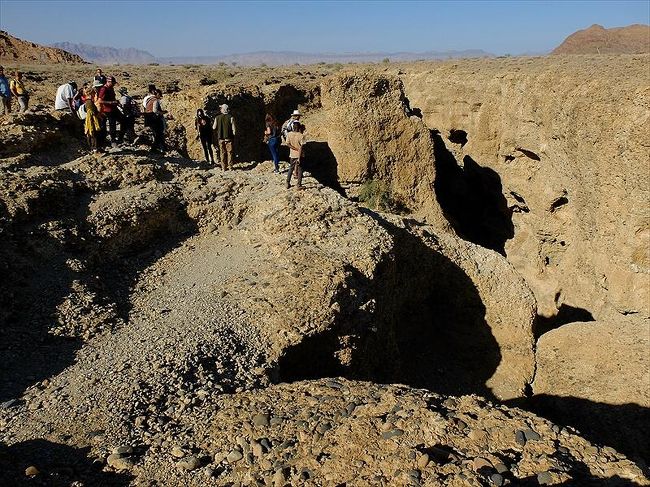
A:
0,52,649,486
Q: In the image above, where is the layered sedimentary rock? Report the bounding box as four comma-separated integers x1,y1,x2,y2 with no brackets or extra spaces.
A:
1,58,649,485
399,56,650,323
530,318,650,461
320,73,449,230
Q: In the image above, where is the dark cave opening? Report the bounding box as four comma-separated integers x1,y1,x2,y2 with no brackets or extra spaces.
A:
448,129,468,147
431,130,514,256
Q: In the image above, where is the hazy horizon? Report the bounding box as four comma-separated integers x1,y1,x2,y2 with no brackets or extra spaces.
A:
1,0,649,57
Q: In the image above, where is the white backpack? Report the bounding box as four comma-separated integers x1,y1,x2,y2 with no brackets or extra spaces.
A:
77,103,87,120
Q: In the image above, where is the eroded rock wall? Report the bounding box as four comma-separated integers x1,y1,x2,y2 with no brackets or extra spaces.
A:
320,73,450,230
398,56,650,322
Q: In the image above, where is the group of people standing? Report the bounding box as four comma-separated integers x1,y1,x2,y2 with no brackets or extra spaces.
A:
0,66,31,114
2,64,308,190
195,107,306,189
269,109,306,189
53,69,170,153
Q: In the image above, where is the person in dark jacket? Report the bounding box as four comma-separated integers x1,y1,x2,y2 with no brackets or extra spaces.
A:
118,87,137,143
195,109,215,163
212,103,236,170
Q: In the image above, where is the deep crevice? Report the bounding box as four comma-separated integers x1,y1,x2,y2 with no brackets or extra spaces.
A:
278,212,502,400
515,147,541,161
303,141,345,196
431,130,514,256
550,195,569,212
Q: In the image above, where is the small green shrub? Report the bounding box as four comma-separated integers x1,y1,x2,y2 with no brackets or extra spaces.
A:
358,179,403,212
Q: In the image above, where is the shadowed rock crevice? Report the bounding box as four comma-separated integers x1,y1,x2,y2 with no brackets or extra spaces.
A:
534,303,595,339
266,84,315,122
277,213,502,400
431,130,514,256
0,440,133,486
198,84,320,165
204,92,266,163
448,129,468,147
508,395,650,471
303,141,345,195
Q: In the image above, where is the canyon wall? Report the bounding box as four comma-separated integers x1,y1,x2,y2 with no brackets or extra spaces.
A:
397,56,649,323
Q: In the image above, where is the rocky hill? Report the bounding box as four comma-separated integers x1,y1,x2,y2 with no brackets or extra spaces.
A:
0,56,648,485
552,24,650,54
52,42,156,65
0,31,85,64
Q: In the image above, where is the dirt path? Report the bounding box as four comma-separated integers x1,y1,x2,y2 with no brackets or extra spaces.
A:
1,228,272,476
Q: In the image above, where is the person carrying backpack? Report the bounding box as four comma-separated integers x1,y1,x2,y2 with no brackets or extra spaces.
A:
144,89,167,153
10,71,29,112
118,87,137,144
281,109,301,144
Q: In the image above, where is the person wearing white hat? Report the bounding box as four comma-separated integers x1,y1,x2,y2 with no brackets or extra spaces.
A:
281,109,301,144
212,103,236,170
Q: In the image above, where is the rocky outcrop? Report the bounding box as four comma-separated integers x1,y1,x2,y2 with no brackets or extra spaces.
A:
530,318,650,462
130,379,647,486
534,319,650,406
320,73,449,229
0,31,85,64
399,55,650,324
0,112,83,161
1,59,649,485
552,24,650,55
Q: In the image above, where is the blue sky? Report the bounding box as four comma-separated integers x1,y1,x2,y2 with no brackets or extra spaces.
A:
1,0,648,56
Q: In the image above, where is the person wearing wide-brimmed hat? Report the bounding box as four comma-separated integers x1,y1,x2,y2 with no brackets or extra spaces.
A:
286,121,306,190
281,109,301,144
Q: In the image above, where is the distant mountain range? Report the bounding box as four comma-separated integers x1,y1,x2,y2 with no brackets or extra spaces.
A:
157,49,493,66
49,41,493,65
552,24,650,55
4,23,648,70
51,42,156,64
